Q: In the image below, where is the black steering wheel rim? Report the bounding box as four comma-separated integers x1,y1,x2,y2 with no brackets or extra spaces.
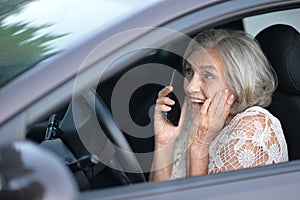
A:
82,89,146,184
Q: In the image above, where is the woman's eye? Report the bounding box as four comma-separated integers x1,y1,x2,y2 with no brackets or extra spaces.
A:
184,67,194,77
204,72,215,80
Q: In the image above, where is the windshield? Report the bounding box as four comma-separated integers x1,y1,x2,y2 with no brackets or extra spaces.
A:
0,0,161,88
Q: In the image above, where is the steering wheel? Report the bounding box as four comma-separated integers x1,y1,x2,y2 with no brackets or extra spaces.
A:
81,89,147,184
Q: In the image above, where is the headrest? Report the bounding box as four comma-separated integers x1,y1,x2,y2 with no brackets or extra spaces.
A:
255,24,300,95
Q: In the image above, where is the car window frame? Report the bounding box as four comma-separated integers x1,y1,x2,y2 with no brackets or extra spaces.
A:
81,0,300,195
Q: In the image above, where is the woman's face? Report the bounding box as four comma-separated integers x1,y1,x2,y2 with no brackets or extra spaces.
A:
184,48,231,111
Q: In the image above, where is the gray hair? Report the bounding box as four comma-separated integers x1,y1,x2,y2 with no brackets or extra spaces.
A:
183,28,277,114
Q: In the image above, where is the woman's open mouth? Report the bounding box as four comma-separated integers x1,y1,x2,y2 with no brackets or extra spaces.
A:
190,99,205,110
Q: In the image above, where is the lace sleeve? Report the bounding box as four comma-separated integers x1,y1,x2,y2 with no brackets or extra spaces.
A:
208,107,288,174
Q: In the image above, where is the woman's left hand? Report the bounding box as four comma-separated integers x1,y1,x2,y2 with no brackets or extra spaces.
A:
190,89,236,146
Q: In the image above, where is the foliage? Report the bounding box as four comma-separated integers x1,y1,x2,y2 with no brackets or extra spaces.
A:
0,0,35,16
0,21,64,60
0,0,67,87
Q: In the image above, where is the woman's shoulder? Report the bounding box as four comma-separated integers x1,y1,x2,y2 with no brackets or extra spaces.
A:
237,106,276,119
223,106,286,147
239,106,271,116
244,106,272,115
230,106,281,128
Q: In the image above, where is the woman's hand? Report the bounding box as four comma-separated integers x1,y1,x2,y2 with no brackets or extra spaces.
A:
187,89,235,176
190,89,235,146
154,86,187,148
151,86,188,181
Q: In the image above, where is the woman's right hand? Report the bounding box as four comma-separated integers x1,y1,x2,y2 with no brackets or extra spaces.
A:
154,86,187,148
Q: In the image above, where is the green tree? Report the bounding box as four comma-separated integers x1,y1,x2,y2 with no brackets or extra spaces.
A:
0,0,67,87
0,0,35,16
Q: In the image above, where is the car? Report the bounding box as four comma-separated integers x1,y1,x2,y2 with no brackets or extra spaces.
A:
1,0,300,199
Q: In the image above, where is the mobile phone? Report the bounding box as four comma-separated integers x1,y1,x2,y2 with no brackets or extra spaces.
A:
165,69,181,126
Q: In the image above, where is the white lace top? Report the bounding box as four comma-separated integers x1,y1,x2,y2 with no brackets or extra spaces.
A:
171,106,289,179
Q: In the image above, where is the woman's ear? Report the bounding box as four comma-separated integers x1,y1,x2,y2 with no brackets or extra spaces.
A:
229,98,240,115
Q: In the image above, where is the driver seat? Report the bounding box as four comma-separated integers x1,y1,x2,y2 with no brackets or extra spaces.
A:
255,24,300,160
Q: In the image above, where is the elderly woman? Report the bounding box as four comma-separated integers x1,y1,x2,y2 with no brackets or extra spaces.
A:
150,28,288,181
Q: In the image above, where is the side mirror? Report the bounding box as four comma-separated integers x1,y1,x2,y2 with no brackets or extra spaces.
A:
0,141,79,200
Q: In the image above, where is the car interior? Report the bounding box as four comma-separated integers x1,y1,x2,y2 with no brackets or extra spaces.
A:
25,5,300,191
255,24,300,161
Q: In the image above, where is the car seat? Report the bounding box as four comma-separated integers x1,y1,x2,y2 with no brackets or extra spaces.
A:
255,24,300,160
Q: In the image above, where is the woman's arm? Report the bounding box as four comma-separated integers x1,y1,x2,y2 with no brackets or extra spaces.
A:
188,143,210,176
187,89,235,176
149,88,188,181
149,143,174,181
